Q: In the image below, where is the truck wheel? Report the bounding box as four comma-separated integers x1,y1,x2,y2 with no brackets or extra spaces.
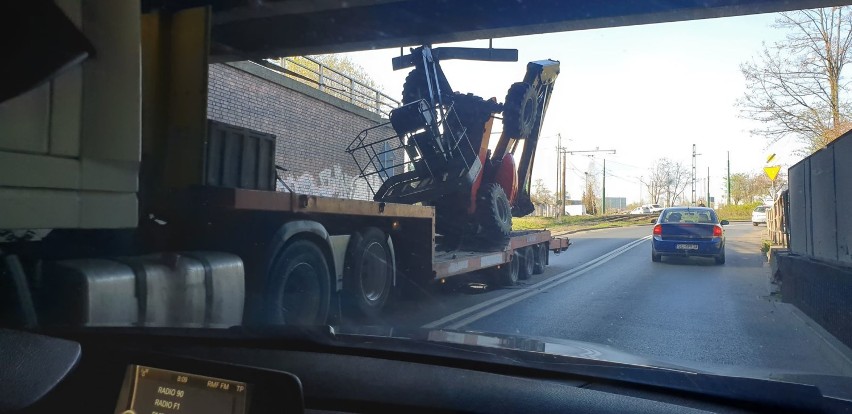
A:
533,244,547,274
266,239,331,325
493,251,520,287
477,183,512,245
343,228,394,319
518,247,535,280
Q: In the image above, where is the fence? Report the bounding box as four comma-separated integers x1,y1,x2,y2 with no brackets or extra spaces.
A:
767,190,789,248
252,57,400,118
787,130,852,266
533,204,558,217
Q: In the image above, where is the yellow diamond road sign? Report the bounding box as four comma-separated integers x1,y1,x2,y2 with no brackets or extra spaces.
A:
764,165,781,181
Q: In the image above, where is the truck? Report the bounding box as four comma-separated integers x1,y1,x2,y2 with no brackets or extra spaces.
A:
0,1,568,329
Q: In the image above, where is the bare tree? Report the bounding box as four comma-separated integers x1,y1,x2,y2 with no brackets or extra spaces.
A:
645,165,666,205
646,158,690,207
582,166,600,215
739,7,852,154
531,179,555,206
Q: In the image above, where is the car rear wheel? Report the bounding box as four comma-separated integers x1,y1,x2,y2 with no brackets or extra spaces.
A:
753,222,758,226
651,249,661,262
715,249,726,265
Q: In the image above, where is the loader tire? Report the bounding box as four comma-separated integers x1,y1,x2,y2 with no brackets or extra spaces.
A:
401,67,452,105
476,183,512,246
401,68,427,105
502,82,538,139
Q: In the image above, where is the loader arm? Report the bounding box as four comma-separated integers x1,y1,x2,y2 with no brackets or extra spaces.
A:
512,60,559,217
490,60,559,217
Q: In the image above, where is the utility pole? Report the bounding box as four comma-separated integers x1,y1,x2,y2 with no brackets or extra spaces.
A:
727,151,731,206
562,151,567,217
561,148,616,215
602,159,606,215
555,134,561,218
706,167,710,207
691,144,697,206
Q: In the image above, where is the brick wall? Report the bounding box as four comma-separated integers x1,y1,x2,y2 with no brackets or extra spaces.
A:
207,62,397,200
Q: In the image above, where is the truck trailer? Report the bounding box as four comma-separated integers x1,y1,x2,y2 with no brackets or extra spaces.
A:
0,1,568,330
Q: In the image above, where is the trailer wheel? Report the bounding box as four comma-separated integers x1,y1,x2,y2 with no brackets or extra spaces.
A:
477,183,512,245
518,247,535,280
493,251,520,287
533,244,547,274
266,239,331,325
343,227,394,319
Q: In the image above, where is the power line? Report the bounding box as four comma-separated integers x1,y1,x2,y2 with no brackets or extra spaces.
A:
604,158,644,170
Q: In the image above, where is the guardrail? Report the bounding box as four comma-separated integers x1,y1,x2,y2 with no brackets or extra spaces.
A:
254,57,400,118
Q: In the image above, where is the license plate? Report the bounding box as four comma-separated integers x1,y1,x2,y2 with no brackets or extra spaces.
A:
676,244,699,250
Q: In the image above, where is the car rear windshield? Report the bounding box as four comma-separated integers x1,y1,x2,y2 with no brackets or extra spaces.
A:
754,206,768,212
661,209,718,223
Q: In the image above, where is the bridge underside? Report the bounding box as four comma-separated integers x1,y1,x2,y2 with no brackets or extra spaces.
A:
143,0,848,59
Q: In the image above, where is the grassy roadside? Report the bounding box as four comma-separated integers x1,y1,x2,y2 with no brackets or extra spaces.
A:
716,202,762,222
513,214,654,235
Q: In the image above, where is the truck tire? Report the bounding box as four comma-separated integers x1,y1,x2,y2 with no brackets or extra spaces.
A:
266,239,331,325
476,183,512,247
493,251,520,287
518,247,535,280
533,244,547,274
343,227,394,319
503,82,537,139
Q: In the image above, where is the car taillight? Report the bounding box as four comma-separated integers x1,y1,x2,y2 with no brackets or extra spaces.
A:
713,225,723,237
653,224,662,236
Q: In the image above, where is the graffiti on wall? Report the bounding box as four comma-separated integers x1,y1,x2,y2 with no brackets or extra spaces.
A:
279,164,385,200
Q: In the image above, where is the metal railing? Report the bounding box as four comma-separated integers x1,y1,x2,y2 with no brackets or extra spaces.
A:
253,57,400,118
346,101,476,197
768,190,789,248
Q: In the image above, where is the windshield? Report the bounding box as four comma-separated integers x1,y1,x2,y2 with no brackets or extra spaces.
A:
660,208,718,223
4,1,852,404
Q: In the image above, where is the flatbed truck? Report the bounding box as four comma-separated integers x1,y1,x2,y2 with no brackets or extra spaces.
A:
0,1,569,330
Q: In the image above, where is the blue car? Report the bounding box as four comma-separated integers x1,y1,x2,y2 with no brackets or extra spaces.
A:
651,207,729,264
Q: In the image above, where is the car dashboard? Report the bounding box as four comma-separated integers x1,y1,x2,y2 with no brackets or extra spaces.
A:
4,328,849,414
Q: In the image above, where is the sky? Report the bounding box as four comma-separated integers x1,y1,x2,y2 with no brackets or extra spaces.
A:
342,11,801,205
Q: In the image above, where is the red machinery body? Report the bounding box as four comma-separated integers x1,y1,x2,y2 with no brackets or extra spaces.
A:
494,153,518,205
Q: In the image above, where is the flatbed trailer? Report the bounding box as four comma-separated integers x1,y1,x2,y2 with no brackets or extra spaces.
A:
178,187,570,322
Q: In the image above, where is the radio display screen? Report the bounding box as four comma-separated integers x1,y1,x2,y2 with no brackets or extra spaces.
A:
114,365,249,414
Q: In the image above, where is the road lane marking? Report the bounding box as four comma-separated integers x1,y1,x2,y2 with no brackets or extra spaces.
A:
422,235,652,329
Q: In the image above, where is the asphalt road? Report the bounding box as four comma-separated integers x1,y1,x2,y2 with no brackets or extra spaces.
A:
376,223,852,386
